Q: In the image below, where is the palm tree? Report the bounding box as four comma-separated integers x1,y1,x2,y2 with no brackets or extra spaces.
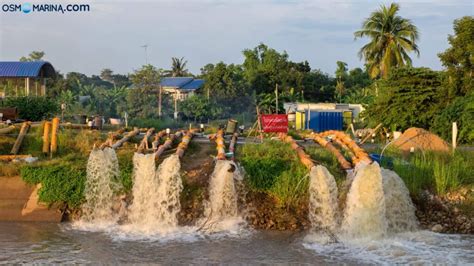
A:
354,3,420,79
167,57,189,77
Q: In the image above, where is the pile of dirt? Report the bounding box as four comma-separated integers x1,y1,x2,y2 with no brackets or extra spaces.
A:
392,127,450,152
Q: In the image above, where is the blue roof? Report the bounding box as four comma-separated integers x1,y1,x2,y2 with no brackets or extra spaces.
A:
160,77,204,91
181,79,204,90
160,77,193,88
0,61,56,78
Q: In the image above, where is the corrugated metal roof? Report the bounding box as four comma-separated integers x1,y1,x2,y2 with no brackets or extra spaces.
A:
160,77,193,88
159,77,204,91
181,79,204,90
0,61,56,78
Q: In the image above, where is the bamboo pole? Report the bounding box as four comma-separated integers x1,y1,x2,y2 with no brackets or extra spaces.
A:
176,129,196,158
111,127,140,150
42,121,51,154
10,122,31,155
137,128,155,153
50,117,60,154
278,133,315,170
360,123,382,144
154,131,184,160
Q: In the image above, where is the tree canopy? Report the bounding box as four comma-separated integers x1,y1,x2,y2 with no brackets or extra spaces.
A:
355,3,420,79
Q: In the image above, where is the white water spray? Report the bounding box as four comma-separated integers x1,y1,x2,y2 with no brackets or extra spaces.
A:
382,168,418,233
124,154,183,234
80,147,120,225
308,165,339,232
199,160,244,233
341,162,387,239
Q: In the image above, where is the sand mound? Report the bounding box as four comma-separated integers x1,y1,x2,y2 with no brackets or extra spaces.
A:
392,127,450,152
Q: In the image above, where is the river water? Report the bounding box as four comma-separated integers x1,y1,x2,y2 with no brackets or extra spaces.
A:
1,222,473,264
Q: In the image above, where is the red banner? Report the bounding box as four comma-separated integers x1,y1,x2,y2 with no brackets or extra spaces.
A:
261,114,288,133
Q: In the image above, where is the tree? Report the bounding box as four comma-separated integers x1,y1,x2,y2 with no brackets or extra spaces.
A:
364,67,443,130
438,16,473,98
166,57,189,77
180,95,221,122
19,51,45,62
335,61,348,101
354,3,420,79
128,65,162,118
100,68,114,83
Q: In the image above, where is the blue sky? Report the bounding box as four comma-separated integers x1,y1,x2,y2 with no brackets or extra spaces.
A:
1,0,472,76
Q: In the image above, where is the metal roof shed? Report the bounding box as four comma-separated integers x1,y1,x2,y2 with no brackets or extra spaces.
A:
0,61,56,98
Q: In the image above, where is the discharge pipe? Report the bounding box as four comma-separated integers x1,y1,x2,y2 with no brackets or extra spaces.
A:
154,130,184,160
277,133,315,170
176,129,196,158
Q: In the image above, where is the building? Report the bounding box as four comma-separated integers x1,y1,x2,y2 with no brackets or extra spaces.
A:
283,102,365,130
0,61,56,98
159,77,204,101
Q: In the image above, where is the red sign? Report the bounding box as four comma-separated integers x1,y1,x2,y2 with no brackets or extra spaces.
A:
261,114,288,133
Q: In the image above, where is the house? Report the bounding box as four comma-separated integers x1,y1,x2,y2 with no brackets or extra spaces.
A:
159,77,204,101
0,61,56,98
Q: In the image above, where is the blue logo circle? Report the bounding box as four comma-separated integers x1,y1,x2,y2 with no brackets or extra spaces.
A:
22,3,32,13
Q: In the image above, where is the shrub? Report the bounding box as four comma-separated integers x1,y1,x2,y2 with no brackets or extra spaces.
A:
2,96,59,121
21,162,86,208
432,93,474,144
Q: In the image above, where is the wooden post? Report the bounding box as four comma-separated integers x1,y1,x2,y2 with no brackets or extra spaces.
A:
360,123,382,144
11,122,31,155
42,121,52,154
452,122,458,150
50,117,60,155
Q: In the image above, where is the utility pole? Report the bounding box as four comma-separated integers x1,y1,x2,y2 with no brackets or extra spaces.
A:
141,44,148,65
158,85,162,118
275,83,279,114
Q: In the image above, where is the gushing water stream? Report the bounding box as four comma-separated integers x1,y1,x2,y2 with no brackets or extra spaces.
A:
199,160,245,233
307,165,339,232
79,148,120,227
341,162,388,239
123,154,183,235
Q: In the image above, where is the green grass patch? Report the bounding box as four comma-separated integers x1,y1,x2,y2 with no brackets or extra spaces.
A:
240,140,309,206
382,150,474,197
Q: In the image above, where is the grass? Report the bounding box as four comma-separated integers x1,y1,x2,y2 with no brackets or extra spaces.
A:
382,149,474,197
240,140,309,207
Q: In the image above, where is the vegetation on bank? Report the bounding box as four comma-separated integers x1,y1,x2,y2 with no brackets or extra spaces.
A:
239,141,347,207
381,150,474,197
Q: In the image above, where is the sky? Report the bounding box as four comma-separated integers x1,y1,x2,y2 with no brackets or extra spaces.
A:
0,0,472,76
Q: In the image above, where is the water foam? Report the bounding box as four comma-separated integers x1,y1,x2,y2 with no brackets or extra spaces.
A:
307,165,339,232
198,160,246,234
77,148,121,229
341,162,387,240
382,167,418,233
122,154,183,235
